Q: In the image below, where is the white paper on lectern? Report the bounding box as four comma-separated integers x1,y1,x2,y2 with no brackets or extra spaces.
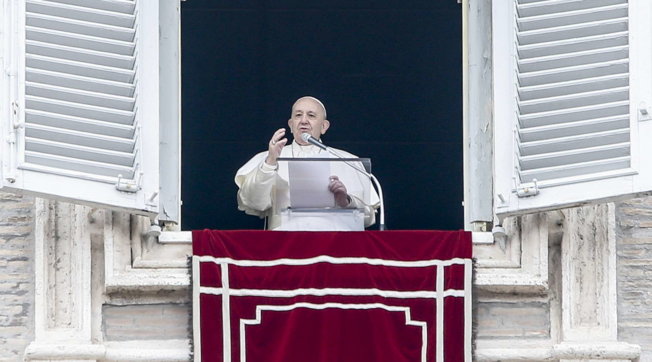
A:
287,160,334,208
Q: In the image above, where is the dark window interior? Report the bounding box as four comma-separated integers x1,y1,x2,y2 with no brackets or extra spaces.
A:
181,1,463,230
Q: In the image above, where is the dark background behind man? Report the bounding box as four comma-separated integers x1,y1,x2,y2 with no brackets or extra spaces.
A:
181,1,463,230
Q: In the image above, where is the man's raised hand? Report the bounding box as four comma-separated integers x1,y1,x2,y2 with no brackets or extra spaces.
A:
266,128,287,166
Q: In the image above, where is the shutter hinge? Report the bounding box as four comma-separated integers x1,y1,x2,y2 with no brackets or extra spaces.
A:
516,179,539,198
115,174,141,193
7,101,21,144
11,101,23,129
5,101,20,183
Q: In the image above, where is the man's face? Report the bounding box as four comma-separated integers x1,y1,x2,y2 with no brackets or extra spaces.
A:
288,98,330,145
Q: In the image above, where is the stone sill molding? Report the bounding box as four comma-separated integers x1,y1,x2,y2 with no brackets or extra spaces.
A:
24,340,641,361
110,229,500,292
156,230,490,244
476,341,641,361
139,213,553,295
104,212,191,292
24,340,190,361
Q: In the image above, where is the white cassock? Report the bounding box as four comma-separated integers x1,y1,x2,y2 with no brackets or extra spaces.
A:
235,141,380,230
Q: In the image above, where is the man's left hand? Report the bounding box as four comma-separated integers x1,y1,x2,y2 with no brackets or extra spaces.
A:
329,176,350,207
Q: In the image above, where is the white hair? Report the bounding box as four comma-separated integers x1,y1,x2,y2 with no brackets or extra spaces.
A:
293,96,327,119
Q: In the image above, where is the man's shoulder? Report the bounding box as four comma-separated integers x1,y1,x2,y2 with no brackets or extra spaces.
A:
330,147,359,158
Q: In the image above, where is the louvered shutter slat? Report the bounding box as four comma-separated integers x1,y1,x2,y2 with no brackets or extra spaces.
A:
520,101,628,128
518,18,628,45
26,41,135,69
26,138,135,167
519,115,629,142
24,152,136,179
519,32,628,59
26,27,135,55
26,82,135,111
27,0,136,28
518,0,626,17
25,110,135,139
519,74,628,101
520,129,630,155
518,4,628,31
519,157,630,182
520,143,630,170
27,13,135,42
26,68,135,97
26,97,134,125
519,46,628,73
26,124,135,153
519,87,629,114
519,60,628,87
51,0,136,14
26,55,135,83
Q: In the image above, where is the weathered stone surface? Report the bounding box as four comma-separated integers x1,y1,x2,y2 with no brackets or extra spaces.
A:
616,196,652,358
103,303,190,341
0,192,34,360
476,300,550,339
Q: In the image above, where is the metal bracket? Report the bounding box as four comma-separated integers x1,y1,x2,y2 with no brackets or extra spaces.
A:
516,179,539,198
639,102,652,122
115,174,141,193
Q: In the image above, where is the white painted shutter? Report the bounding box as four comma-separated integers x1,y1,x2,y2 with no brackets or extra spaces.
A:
493,0,652,217
1,0,161,215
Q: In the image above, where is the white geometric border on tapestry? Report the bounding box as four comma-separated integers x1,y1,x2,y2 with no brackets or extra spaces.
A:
192,256,472,362
240,303,428,362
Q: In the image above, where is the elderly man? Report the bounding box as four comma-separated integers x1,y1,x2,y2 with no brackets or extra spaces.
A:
235,96,379,230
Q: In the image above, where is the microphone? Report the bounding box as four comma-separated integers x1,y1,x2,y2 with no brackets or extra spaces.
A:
300,132,386,230
301,133,327,150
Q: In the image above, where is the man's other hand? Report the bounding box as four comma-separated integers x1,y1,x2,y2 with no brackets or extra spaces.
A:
329,175,350,207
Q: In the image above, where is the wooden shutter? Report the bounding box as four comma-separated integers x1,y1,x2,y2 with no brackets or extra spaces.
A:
1,0,161,215
493,0,652,216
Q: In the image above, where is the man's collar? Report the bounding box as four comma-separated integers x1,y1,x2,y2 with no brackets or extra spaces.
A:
291,140,324,155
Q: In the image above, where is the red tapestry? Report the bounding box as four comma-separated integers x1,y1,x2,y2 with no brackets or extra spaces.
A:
192,230,472,362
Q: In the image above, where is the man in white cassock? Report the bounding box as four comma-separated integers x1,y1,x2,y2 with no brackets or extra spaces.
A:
235,96,379,230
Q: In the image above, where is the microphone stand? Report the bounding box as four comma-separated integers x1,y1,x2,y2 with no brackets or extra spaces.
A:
325,147,387,231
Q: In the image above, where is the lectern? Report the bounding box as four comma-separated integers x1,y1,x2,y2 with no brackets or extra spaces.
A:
272,157,372,231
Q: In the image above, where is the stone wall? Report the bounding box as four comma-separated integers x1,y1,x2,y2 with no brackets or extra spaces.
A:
103,304,190,341
476,298,551,340
474,211,556,356
616,197,652,362
0,192,34,362
1,190,651,361
475,205,643,361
